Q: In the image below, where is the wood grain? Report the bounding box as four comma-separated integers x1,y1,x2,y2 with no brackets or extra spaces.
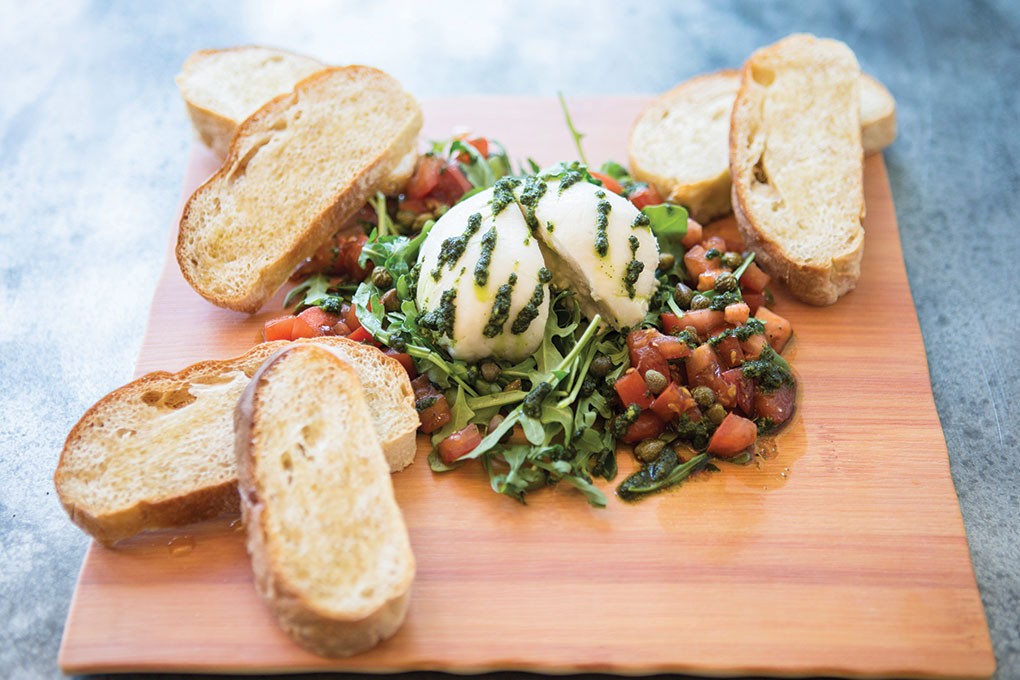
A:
58,97,994,678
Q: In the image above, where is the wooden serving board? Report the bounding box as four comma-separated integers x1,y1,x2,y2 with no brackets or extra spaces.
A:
59,97,994,678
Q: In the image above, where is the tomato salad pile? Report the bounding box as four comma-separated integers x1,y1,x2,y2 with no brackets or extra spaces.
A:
263,132,796,506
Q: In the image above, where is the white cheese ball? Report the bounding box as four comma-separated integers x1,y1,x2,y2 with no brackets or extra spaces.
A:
415,187,550,362
524,176,659,329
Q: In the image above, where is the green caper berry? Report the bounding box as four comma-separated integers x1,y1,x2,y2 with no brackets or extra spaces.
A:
643,369,668,395
692,385,715,408
706,403,727,425
480,361,502,383
634,438,666,463
381,288,400,313
411,213,432,232
721,251,743,269
396,209,417,227
690,294,711,310
673,282,694,308
714,272,738,293
657,253,675,271
589,354,613,378
371,267,394,288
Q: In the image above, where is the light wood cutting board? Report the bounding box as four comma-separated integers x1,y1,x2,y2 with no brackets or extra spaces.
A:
58,97,995,678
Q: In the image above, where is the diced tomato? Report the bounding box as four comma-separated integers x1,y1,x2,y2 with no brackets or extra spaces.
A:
627,330,670,377
344,303,361,332
685,344,730,404
289,315,318,340
707,413,758,458
724,302,750,326
399,196,429,214
590,171,624,195
702,235,727,253
650,383,696,422
438,424,482,464
660,312,685,335
418,395,452,434
456,136,490,162
739,262,771,293
614,369,654,409
411,375,441,400
297,307,340,336
742,291,767,315
683,244,719,279
697,269,721,291
702,221,745,253
429,164,473,205
263,316,296,342
384,349,416,379
628,184,662,209
741,333,768,360
722,368,755,416
650,334,691,360
406,154,443,199
678,309,726,339
635,346,669,380
621,410,665,444
681,219,703,249
347,326,375,344
754,307,792,353
333,233,372,281
753,382,796,426
332,320,351,336
714,336,745,370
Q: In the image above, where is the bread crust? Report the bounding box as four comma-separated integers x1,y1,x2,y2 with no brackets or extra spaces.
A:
729,34,865,306
54,342,287,546
176,65,422,313
235,345,414,656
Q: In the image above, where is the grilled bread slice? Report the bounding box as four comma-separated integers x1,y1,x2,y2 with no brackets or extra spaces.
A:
628,68,894,223
730,34,865,306
176,65,422,313
55,337,418,546
175,46,416,195
235,344,415,657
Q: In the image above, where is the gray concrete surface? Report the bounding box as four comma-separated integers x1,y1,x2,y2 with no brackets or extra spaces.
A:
1,1,1017,678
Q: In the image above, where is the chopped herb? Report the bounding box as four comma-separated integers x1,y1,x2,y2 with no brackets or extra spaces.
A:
742,345,794,393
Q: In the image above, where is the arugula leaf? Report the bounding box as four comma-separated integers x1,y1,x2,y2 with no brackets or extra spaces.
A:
557,92,588,166
642,203,688,278
284,273,333,310
617,451,712,501
598,160,631,182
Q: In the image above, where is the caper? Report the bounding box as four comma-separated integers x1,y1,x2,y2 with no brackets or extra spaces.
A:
480,361,502,383
721,251,744,270
589,354,613,378
643,369,668,395
411,213,432,232
714,272,738,293
657,252,675,271
396,209,417,228
673,282,694,308
371,267,394,288
634,438,666,463
381,288,400,313
692,385,715,408
690,294,711,310
706,403,727,425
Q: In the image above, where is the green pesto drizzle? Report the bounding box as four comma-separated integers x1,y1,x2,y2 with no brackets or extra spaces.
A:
558,170,583,194
419,289,457,339
631,212,651,229
431,212,483,280
546,221,555,233
483,273,517,338
511,279,546,334
517,176,548,233
474,227,497,287
491,176,521,216
594,190,611,257
623,234,643,299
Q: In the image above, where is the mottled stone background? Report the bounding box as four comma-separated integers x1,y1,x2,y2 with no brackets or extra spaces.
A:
1,1,1017,678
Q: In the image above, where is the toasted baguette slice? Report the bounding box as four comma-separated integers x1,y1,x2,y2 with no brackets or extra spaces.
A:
628,69,895,223
177,66,422,313
175,47,416,195
235,344,414,657
54,338,418,546
730,34,865,306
